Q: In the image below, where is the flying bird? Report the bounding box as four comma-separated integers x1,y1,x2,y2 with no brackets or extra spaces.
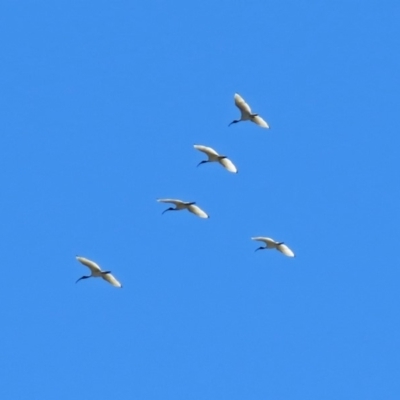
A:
229,93,269,128
75,256,122,287
157,199,209,218
194,145,238,173
251,237,295,257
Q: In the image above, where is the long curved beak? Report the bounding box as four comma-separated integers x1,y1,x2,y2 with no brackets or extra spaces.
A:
197,161,205,167
254,247,264,252
75,276,89,283
162,208,172,215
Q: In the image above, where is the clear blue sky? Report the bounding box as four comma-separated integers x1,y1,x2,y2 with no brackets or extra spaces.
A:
0,1,399,399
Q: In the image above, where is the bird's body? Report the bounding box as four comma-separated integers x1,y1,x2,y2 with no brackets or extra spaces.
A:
193,145,238,173
251,237,295,257
157,199,209,218
229,93,269,128
75,256,122,287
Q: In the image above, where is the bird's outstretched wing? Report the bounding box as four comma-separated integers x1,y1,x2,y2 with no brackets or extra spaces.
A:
102,273,123,288
219,157,238,173
157,199,183,206
252,115,269,128
76,256,102,273
251,237,276,248
194,145,219,157
188,204,209,218
234,93,252,115
277,244,295,257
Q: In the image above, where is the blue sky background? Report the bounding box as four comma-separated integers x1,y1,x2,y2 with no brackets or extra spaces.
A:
0,1,399,399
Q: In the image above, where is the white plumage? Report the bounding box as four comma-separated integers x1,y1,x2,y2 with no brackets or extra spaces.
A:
251,237,295,257
157,199,209,218
229,93,269,128
75,256,122,287
194,145,238,173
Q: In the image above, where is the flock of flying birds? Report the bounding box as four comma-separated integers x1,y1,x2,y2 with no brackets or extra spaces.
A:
75,93,295,288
